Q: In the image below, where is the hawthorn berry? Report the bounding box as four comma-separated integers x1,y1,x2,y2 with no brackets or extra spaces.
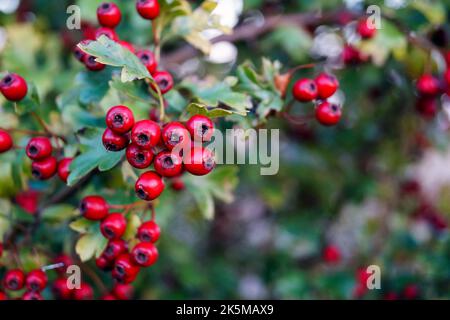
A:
357,18,377,39
119,40,135,53
0,73,28,101
103,238,128,260
137,220,161,243
292,78,318,102
22,291,43,300
135,171,165,201
112,283,134,300
25,269,48,292
416,97,437,119
26,136,52,160
32,156,58,180
102,128,129,151
52,278,72,300
315,101,342,126
95,27,118,41
96,254,114,271
342,44,367,65
154,151,183,177
15,189,39,214
3,269,25,291
102,294,117,300
184,147,215,176
186,115,214,142
0,291,7,300
54,254,73,274
131,120,161,149
73,282,94,300
97,2,121,29
136,50,157,75
83,54,106,71
322,245,341,264
161,122,190,151
57,157,72,183
100,213,127,239
314,73,339,99
112,253,140,284
80,195,109,220
0,129,13,153
106,105,135,134
171,177,185,191
131,242,158,267
136,0,160,20
151,70,174,94
416,74,440,96
126,143,154,169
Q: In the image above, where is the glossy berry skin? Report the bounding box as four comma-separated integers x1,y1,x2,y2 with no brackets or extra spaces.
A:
73,282,94,300
57,158,72,183
96,254,114,271
131,120,161,150
357,18,377,39
80,195,109,220
0,73,28,101
97,2,121,28
26,137,52,160
32,156,57,180
136,0,160,20
154,151,183,177
112,254,140,284
25,269,48,292
161,122,190,151
186,115,214,142
106,105,135,134
95,27,118,41
126,143,154,169
322,245,341,264
314,73,339,99
416,74,441,96
292,78,318,102
131,242,158,267
0,129,13,153
100,213,127,239
112,283,134,300
137,220,160,243
52,278,72,300
136,50,157,75
184,147,215,176
151,71,174,94
103,239,128,261
315,101,342,126
135,171,165,201
3,269,25,291
102,128,129,152
84,54,106,71
22,291,43,300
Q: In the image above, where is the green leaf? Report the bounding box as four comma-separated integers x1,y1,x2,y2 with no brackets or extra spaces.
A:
412,1,446,25
69,218,97,233
123,213,141,241
75,232,107,262
186,102,237,118
13,83,40,115
42,204,77,224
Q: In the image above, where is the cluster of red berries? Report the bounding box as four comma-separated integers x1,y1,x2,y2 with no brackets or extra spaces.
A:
342,17,376,65
0,268,48,300
0,73,28,102
102,105,216,201
79,195,161,284
292,72,342,126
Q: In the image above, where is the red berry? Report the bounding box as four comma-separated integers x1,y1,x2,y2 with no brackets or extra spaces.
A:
15,189,39,214
292,78,318,102
0,291,7,300
52,278,72,300
137,220,161,243
403,284,420,300
54,254,73,274
32,156,58,180
100,213,127,239
357,18,377,39
25,269,48,292
416,74,441,96
106,105,135,134
22,291,43,300
135,171,165,201
136,0,160,20
126,144,154,169
102,128,129,151
95,27,118,41
184,147,215,176
112,283,134,300
171,177,185,191
57,157,72,183
80,195,109,220
136,50,157,75
96,254,114,271
102,294,117,300
131,242,158,267
416,97,437,119
315,101,342,126
342,45,367,65
131,120,161,149
186,115,214,142
103,239,128,261
0,129,13,153
73,282,94,300
112,254,140,284
97,2,122,28
26,137,52,160
119,40,135,53
83,54,106,71
322,245,341,264
0,73,28,101
3,269,25,291
161,122,190,151
314,73,339,99
151,70,174,94
154,151,183,177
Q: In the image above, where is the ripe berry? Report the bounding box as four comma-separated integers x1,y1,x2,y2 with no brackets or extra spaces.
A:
106,105,135,134
136,0,160,20
0,291,7,300
184,147,215,176
292,78,318,102
186,115,214,142
112,253,140,284
96,254,114,271
136,50,157,75
112,283,134,300
314,73,339,99
22,291,43,300
102,294,117,300
357,18,377,39
26,136,52,160
95,27,118,41
342,44,367,65
119,40,135,53
151,70,174,94
103,239,128,260
154,151,183,177
25,269,48,292
322,245,341,264
80,195,109,220
0,73,28,101
32,156,58,180
131,242,158,267
170,178,185,191
100,213,127,239
137,220,161,243
83,54,106,71
73,282,94,300
57,157,72,183
52,278,72,300
416,97,437,119
0,129,13,153
102,128,129,151
416,74,441,96
3,269,25,291
161,122,190,151
97,2,122,28
54,254,73,274
131,120,161,149
135,171,165,201
126,143,154,169
315,101,342,126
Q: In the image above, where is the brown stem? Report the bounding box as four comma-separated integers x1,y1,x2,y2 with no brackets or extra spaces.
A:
30,111,68,143
79,261,109,295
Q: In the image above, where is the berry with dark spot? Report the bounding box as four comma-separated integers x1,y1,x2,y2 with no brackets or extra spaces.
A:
135,171,164,201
